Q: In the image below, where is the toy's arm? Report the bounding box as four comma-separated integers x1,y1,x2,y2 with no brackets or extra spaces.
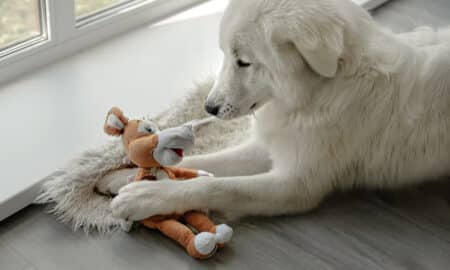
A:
166,167,213,180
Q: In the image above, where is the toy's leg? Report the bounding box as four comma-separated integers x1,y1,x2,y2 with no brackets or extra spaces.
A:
183,211,233,247
141,218,217,259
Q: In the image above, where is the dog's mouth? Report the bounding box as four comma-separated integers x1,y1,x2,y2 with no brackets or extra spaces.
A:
250,103,258,110
170,148,184,157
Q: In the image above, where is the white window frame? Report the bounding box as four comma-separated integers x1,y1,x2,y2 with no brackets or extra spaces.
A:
0,0,50,59
0,0,208,85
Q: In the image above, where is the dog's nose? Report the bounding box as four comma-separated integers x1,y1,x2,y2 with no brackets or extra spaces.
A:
205,103,220,116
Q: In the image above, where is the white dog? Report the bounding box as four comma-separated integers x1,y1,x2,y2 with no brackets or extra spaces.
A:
108,0,450,221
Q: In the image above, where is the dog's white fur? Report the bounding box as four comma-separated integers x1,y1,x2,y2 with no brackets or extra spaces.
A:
108,0,450,220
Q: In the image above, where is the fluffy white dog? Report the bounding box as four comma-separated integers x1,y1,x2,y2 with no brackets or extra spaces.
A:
108,0,450,220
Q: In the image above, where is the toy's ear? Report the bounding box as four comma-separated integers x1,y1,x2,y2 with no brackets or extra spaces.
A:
104,107,129,136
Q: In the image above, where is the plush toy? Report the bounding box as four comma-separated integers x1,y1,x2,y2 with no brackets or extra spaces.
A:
104,107,233,259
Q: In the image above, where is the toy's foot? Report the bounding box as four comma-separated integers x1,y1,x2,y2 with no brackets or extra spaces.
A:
187,232,217,259
215,224,233,244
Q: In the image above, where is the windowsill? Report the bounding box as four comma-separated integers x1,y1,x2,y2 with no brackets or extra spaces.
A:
0,12,223,221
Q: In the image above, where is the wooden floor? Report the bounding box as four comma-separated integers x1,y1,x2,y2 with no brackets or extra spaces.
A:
2,0,450,269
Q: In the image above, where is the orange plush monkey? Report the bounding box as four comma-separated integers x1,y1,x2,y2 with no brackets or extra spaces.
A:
104,107,232,259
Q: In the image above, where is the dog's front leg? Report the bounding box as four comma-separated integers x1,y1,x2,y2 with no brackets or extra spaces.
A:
97,140,269,195
179,140,272,177
111,171,330,220
195,172,331,218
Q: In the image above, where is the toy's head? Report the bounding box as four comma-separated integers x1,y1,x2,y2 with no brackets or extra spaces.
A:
104,107,195,168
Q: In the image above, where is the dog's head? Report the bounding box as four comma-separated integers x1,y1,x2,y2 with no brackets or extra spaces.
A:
206,0,371,119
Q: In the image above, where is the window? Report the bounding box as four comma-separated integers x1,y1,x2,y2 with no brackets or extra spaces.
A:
0,0,208,85
74,0,159,27
0,0,47,57
75,0,132,18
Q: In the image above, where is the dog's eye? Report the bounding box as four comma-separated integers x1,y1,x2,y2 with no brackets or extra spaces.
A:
145,127,154,133
237,59,251,68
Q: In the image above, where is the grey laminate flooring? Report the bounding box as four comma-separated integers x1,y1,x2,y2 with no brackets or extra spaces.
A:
2,0,450,269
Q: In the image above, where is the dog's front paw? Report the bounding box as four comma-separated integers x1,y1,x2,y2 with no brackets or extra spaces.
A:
111,181,189,220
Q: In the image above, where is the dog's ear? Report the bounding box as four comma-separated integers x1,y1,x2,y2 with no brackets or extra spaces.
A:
270,17,344,78
104,107,129,136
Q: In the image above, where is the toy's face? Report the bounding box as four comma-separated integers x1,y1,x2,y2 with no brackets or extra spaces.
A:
104,107,194,168
124,119,160,168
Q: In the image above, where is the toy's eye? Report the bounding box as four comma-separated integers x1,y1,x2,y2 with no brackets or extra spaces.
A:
138,121,158,134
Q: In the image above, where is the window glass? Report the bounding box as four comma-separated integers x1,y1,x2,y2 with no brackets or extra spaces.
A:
75,0,133,18
0,0,43,50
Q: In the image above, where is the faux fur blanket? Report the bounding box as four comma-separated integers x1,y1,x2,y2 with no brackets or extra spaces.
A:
36,78,250,233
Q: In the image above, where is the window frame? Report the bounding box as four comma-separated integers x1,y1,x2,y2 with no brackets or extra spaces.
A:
0,0,50,59
0,0,208,85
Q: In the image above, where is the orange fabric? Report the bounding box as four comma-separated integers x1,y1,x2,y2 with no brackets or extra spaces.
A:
142,218,194,247
104,107,129,136
135,168,156,181
141,218,209,259
162,167,199,180
128,134,160,168
183,211,216,233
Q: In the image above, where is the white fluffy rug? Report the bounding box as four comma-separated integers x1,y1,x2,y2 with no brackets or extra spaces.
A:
36,78,250,233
